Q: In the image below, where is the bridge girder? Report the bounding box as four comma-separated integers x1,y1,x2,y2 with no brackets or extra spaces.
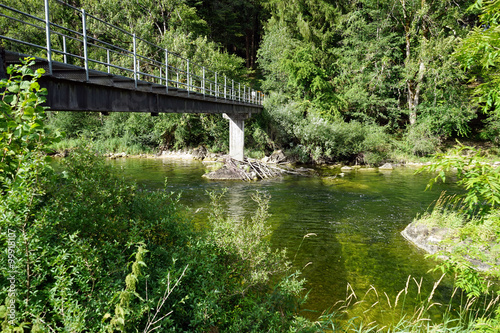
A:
1,51,263,160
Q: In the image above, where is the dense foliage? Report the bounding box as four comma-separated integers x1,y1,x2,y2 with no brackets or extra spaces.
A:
2,0,500,328
414,144,500,331
0,62,315,332
31,0,498,163
0,58,58,190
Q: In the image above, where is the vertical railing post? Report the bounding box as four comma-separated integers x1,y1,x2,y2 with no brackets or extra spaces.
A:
238,83,241,102
165,49,169,93
243,86,246,103
187,59,190,96
106,49,110,73
224,76,227,99
62,36,67,64
44,0,52,75
133,33,137,89
202,67,205,97
232,79,234,101
82,8,89,81
215,72,218,99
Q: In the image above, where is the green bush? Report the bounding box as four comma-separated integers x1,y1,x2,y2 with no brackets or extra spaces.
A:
1,146,317,332
421,144,500,215
262,94,392,164
0,58,59,189
415,143,500,324
402,121,442,157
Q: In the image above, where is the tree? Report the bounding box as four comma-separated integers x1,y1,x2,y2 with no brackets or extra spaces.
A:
336,0,475,127
187,0,268,69
455,0,500,116
392,0,474,125
258,0,347,118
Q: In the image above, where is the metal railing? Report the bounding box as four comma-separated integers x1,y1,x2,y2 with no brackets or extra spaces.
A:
0,0,264,105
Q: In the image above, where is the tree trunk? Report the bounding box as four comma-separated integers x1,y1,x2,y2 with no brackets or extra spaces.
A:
245,30,251,68
407,61,425,125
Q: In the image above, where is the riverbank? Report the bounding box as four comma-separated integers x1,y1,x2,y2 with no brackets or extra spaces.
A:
50,136,500,168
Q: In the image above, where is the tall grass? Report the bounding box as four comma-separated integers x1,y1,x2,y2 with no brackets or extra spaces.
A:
50,137,155,155
315,274,499,332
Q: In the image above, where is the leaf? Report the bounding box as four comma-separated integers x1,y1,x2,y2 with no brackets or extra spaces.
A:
6,84,20,93
30,81,41,91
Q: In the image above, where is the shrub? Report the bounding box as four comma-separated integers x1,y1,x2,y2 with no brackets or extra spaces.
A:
0,58,59,189
402,121,442,157
421,144,500,215
262,94,392,164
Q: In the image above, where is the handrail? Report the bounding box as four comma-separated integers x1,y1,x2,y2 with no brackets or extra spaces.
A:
0,0,264,105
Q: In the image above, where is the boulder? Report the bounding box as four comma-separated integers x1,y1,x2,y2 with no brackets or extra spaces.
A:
379,163,394,170
401,222,450,255
402,222,494,271
268,150,287,164
192,146,208,160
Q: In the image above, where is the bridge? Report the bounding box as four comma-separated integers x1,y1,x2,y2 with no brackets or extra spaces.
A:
0,0,264,160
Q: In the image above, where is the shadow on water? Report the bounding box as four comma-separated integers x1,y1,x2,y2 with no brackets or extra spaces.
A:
105,158,461,323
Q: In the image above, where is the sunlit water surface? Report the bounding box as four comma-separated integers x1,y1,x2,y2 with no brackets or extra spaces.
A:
107,157,460,322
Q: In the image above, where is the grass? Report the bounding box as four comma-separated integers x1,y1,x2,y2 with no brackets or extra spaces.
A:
50,137,156,155
315,274,499,332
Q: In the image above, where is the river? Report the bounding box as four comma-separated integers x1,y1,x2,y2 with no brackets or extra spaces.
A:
108,157,459,323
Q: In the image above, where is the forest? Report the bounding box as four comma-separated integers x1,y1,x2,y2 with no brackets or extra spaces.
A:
27,0,498,164
1,0,500,332
2,0,498,163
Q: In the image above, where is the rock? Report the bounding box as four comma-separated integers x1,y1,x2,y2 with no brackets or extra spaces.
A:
203,166,244,180
261,156,269,163
192,146,208,160
401,222,450,255
268,150,287,164
340,166,353,172
401,222,494,271
379,163,394,170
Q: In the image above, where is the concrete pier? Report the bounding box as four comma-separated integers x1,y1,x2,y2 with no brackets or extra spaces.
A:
224,113,252,161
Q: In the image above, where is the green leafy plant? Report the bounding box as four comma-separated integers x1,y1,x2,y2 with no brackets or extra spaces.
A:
455,0,500,115
420,144,500,215
0,57,59,189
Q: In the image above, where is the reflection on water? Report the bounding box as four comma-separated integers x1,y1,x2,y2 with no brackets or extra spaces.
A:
107,158,460,321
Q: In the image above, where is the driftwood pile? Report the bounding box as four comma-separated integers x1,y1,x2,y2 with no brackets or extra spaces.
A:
204,157,304,181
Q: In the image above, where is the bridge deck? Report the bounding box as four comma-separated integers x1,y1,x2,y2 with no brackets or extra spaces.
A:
3,51,262,115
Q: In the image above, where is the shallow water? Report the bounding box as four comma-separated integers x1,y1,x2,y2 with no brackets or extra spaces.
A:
108,158,460,321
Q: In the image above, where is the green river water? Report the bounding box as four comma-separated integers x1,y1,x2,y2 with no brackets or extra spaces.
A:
108,157,460,322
